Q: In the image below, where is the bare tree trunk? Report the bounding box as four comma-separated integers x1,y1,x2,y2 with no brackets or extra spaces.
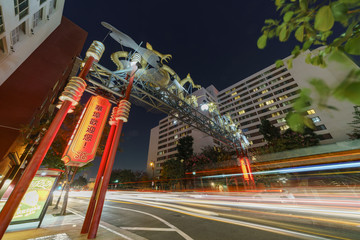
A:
60,167,78,215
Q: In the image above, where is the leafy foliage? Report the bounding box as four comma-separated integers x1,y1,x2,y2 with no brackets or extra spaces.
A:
184,154,211,172
258,0,360,132
176,136,194,166
258,0,360,60
71,176,88,188
348,106,360,139
201,146,234,163
259,119,281,142
110,169,136,185
253,119,320,154
161,158,184,181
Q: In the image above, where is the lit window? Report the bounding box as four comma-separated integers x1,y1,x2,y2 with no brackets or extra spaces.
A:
259,103,265,108
307,109,316,115
312,116,321,123
14,0,29,20
234,96,240,100
257,98,263,102
279,95,289,101
261,89,268,94
272,112,280,117
238,110,245,115
225,90,231,94
265,100,274,105
174,135,178,139
277,118,286,123
0,6,4,34
231,92,237,96
269,106,277,111
280,125,289,131
253,88,258,92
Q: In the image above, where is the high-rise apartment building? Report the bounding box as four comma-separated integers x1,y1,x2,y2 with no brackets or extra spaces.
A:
147,86,221,177
0,0,87,186
147,49,358,176
218,50,357,149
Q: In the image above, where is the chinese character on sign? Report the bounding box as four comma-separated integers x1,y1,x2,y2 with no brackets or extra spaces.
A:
92,112,100,118
83,134,93,142
86,126,96,134
95,105,103,112
89,118,98,126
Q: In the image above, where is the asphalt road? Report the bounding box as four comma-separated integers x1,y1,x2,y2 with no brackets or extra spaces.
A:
66,191,360,240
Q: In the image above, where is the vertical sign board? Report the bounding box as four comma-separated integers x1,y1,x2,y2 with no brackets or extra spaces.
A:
62,96,111,167
11,176,56,223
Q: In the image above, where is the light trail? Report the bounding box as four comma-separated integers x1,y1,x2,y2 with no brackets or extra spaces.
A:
201,160,360,179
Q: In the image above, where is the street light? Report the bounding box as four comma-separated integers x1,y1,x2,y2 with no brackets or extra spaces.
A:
150,161,155,189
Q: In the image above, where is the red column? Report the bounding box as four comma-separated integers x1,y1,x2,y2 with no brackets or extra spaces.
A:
0,56,95,239
87,67,136,239
81,123,116,234
0,100,72,238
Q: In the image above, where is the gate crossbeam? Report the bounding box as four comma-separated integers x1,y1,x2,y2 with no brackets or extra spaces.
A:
86,62,247,151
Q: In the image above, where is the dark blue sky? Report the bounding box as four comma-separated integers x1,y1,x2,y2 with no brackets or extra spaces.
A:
63,0,299,177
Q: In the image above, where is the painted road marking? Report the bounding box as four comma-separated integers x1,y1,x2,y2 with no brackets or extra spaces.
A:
122,227,177,231
67,208,134,240
105,205,194,240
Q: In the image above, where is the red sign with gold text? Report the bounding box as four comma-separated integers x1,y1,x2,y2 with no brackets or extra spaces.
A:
62,96,111,167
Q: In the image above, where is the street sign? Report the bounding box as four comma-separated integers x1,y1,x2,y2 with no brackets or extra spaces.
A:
62,96,111,167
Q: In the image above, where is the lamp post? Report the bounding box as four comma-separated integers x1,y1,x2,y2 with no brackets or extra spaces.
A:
150,161,154,189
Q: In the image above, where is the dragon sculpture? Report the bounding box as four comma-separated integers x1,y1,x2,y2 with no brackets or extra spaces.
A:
110,42,201,102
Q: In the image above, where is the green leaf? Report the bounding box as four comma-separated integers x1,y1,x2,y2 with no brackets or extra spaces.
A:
286,112,305,133
304,117,316,129
309,78,330,97
305,53,312,64
257,35,268,49
299,0,308,11
287,58,293,69
331,2,348,22
320,31,333,41
345,82,360,105
283,11,294,22
275,59,284,68
302,39,313,50
291,45,301,57
295,25,305,42
292,88,311,112
265,19,276,25
268,29,276,38
344,35,360,55
279,25,289,42
314,6,335,32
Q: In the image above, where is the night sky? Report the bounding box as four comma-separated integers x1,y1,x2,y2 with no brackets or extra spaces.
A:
63,0,299,177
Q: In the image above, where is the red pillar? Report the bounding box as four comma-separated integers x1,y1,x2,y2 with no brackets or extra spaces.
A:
87,66,137,239
81,123,116,234
0,56,95,239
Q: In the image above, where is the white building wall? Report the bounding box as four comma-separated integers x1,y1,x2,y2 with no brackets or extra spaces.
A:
288,50,358,143
0,0,65,86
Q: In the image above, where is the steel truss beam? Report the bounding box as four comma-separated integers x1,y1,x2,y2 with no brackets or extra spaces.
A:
85,62,245,151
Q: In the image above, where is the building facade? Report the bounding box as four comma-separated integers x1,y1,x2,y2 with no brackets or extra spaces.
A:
147,49,358,177
218,50,357,149
0,0,87,187
147,86,220,177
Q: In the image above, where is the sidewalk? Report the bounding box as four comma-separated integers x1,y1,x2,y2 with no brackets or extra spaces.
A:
3,207,146,240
